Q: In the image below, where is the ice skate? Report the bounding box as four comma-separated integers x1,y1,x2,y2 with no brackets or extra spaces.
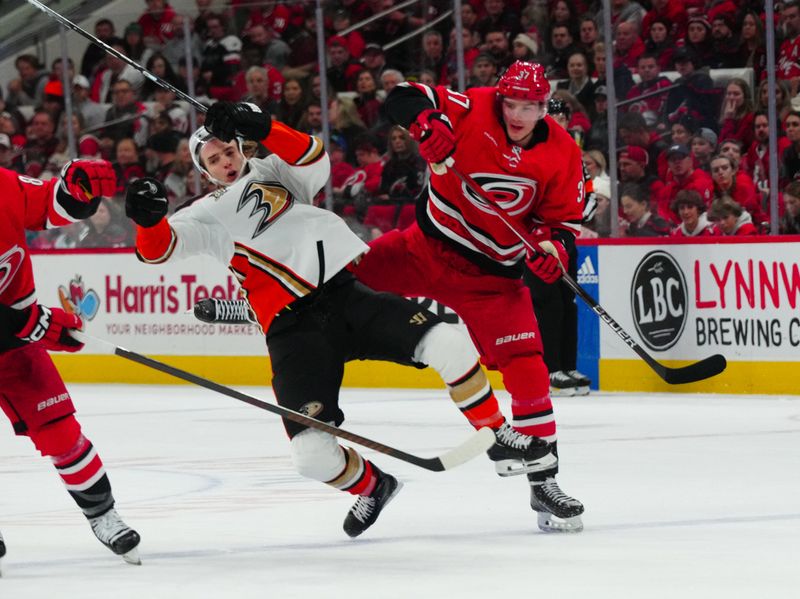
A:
549,371,580,397
487,422,558,477
565,370,591,396
89,509,141,565
530,477,584,533
343,468,403,538
0,530,6,577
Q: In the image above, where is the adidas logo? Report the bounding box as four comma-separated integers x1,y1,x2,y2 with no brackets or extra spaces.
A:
576,256,599,284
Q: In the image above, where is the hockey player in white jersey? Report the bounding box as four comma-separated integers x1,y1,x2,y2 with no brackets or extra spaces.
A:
124,101,556,538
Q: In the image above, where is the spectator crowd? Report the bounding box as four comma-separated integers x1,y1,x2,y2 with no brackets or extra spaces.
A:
3,0,800,248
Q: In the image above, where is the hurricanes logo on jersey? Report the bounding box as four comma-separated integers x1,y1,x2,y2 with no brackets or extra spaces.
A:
0,245,25,296
238,181,293,238
463,173,537,217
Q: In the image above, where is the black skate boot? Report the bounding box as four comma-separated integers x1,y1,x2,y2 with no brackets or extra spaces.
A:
486,422,558,477
565,370,591,396
530,477,584,533
343,468,403,538
0,530,6,577
89,508,141,565
550,371,579,397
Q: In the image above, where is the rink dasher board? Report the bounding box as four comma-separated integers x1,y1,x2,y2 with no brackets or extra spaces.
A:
576,236,800,395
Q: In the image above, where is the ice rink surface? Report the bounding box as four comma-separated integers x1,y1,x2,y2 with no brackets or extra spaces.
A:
1,384,799,599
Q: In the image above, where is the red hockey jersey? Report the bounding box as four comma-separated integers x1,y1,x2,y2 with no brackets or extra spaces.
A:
1,168,89,351
386,83,584,277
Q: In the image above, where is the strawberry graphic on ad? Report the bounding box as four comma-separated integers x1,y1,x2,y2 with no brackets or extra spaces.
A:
58,275,100,320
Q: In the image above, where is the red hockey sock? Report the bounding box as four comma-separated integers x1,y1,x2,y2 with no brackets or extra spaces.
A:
502,357,557,441
326,447,378,496
448,362,505,430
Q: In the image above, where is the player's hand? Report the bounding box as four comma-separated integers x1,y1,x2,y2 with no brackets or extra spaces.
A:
408,109,455,164
61,159,116,203
125,178,169,227
205,101,271,142
526,239,568,284
16,305,84,353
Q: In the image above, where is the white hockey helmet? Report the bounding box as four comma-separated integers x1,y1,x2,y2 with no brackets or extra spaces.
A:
189,125,246,187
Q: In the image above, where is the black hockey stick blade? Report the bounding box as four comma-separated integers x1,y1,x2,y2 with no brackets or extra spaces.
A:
658,353,727,385
72,332,495,472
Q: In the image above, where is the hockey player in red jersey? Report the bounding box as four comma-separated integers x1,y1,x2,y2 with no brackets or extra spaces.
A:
352,61,586,532
0,162,140,564
125,102,555,538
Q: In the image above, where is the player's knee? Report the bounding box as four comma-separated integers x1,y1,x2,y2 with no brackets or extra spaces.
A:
28,415,82,457
289,428,346,482
413,323,479,384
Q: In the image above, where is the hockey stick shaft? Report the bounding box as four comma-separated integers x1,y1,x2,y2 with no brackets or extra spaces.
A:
25,0,207,112
434,160,726,384
71,331,494,471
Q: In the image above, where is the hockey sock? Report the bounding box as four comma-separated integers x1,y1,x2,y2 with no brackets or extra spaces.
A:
502,357,557,442
326,446,379,496
448,362,505,430
52,434,115,519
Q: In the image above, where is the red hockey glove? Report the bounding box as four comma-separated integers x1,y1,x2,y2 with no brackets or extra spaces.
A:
15,305,85,352
526,240,568,284
61,159,116,203
408,109,455,164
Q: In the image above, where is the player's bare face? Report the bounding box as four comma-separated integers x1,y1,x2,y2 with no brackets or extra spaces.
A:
201,139,244,184
501,98,545,146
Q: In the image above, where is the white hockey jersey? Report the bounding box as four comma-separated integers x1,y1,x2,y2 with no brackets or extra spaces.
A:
136,125,368,331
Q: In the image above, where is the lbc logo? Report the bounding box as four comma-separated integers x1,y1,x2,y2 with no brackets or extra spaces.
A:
631,251,688,351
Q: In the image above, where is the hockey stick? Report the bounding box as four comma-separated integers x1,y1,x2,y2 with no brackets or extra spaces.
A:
431,160,727,385
70,331,495,471
24,0,207,113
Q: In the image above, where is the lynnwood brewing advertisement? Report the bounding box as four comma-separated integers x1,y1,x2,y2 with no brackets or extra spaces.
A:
598,241,800,361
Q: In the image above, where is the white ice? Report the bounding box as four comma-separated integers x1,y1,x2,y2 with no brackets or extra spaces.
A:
1,385,799,598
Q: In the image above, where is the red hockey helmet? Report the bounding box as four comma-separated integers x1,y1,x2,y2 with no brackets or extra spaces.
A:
497,61,550,102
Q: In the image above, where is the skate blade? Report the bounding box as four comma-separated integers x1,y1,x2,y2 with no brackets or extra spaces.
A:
573,386,590,396
549,387,577,397
536,511,583,533
494,452,558,477
121,547,142,565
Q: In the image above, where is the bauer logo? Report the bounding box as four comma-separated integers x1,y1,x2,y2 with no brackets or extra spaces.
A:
576,255,598,284
630,251,688,351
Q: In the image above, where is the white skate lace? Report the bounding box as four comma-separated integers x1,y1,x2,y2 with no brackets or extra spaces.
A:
550,371,574,384
539,479,580,507
495,423,531,450
213,299,254,323
90,510,131,544
350,495,377,523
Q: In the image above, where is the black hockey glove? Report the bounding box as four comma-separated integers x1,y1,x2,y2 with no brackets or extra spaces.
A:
125,178,169,228
205,102,272,143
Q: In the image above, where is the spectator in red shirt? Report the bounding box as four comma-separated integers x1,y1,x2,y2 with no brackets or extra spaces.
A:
613,21,645,71
657,143,714,223
748,111,791,194
244,1,291,37
778,0,800,95
670,189,718,237
618,145,665,201
625,53,672,115
719,78,755,150
138,0,176,45
331,9,366,59
709,154,765,227
708,196,758,235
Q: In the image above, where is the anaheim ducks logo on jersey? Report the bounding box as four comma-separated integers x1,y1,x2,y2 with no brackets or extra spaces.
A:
462,173,537,217
238,181,293,238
